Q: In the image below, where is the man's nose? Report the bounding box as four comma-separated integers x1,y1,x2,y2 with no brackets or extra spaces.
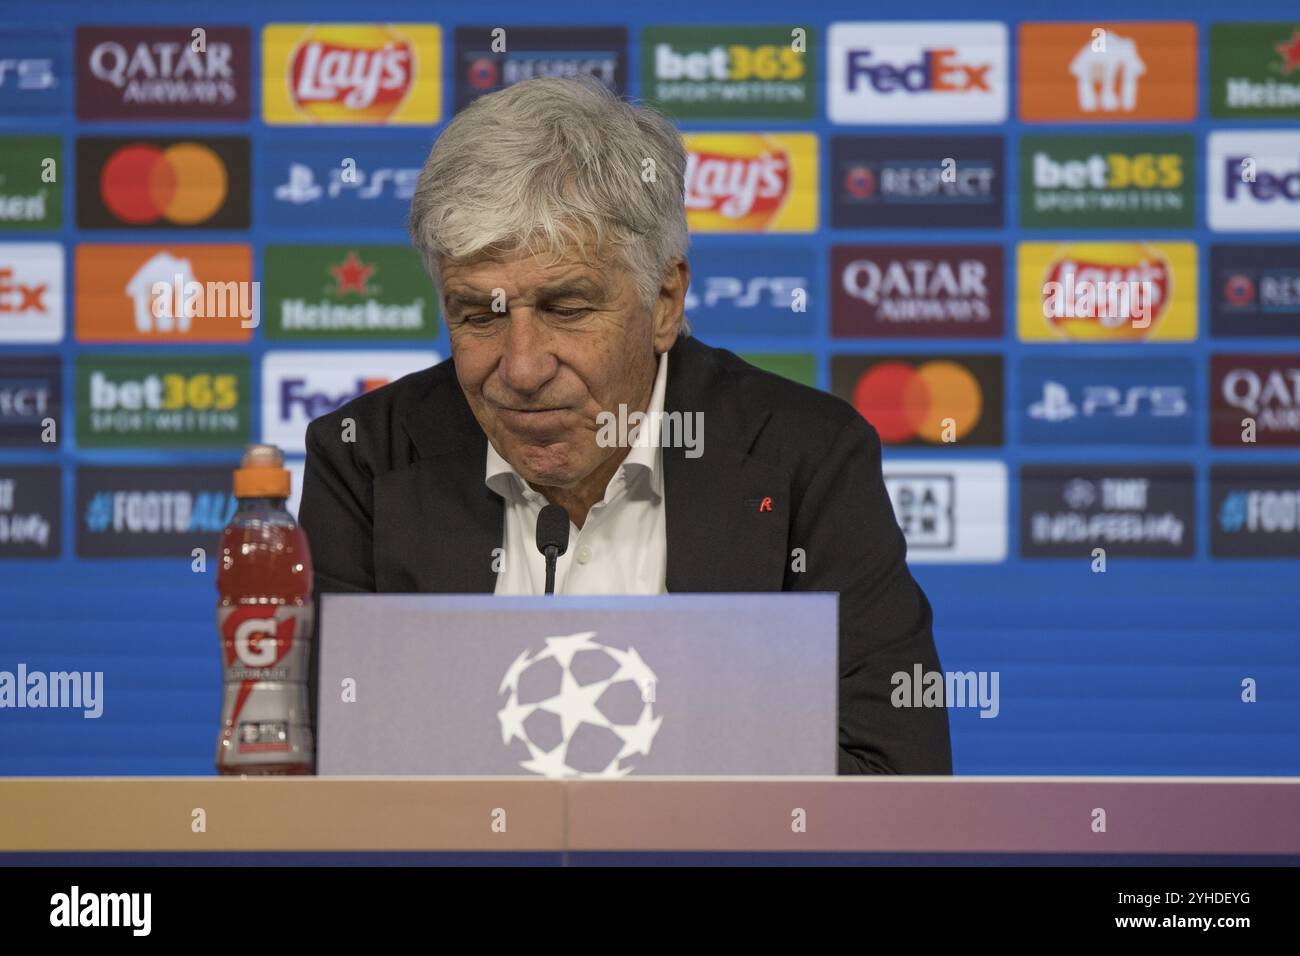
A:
497,309,559,395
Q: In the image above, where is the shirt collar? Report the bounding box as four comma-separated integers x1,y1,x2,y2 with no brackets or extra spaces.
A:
484,350,668,502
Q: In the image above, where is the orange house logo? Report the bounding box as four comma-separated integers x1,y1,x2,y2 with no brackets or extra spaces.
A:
681,133,817,233
1019,23,1197,122
76,245,254,343
263,24,442,124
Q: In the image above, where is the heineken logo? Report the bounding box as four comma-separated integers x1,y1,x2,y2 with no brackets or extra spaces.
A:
262,244,438,340
1211,23,1300,117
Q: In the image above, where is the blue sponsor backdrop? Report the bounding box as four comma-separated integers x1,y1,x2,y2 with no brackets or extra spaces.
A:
0,0,1298,777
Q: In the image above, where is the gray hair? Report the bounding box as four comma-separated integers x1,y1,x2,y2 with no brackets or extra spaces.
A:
408,76,689,319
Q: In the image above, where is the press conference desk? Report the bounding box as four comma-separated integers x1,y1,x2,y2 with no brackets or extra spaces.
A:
3,777,1297,865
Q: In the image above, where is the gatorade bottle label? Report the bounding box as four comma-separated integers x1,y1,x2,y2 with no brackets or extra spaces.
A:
217,604,314,770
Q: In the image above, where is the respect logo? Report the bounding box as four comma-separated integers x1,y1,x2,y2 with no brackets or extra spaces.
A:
263,24,441,125
75,354,250,449
1021,134,1194,228
1017,242,1198,342
831,135,1003,229
1210,244,1300,337
454,26,626,111
0,355,59,449
682,133,817,232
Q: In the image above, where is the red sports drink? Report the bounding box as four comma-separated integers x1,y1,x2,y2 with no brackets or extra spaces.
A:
215,444,314,774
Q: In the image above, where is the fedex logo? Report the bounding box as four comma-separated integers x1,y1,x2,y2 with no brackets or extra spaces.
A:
0,269,46,313
278,376,389,422
829,22,1007,125
845,49,991,94
1209,132,1300,232
261,350,437,452
1222,156,1300,201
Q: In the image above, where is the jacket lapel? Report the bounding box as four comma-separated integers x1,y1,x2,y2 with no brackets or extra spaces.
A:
378,375,502,593
663,339,790,593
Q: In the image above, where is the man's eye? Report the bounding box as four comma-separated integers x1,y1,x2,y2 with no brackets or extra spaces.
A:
547,307,589,319
459,312,498,325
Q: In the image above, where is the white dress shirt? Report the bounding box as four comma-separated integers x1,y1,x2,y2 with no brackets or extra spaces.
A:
487,352,669,595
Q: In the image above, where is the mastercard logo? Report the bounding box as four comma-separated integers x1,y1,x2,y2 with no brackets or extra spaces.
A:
98,143,229,225
852,360,984,444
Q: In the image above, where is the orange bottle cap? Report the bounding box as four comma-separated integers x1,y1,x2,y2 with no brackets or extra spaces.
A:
233,443,291,498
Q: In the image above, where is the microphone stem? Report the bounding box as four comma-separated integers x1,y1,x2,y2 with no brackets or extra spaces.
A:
544,545,558,595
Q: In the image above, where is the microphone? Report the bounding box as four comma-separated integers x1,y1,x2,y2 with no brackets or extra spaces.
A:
535,504,570,595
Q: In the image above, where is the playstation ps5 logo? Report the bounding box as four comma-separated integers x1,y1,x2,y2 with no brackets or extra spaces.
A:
272,162,420,205
1029,380,1188,422
496,631,661,778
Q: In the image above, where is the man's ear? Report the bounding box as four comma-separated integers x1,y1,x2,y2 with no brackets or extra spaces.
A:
652,258,690,353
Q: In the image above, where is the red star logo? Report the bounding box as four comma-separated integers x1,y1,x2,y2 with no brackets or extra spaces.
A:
1276,29,1300,74
329,251,375,297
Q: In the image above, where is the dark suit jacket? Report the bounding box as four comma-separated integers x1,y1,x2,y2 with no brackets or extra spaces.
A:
299,335,952,774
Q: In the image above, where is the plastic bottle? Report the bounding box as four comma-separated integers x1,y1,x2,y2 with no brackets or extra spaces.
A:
215,444,314,774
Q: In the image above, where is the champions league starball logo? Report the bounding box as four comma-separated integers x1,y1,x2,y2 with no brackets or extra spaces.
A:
496,631,662,778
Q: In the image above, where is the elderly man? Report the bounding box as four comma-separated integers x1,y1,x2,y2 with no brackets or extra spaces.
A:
299,77,951,774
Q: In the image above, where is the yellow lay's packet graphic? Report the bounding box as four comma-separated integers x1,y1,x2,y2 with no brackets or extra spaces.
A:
682,133,818,233
1017,241,1198,342
263,24,442,125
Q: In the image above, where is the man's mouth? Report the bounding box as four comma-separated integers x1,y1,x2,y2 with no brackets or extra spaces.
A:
495,406,571,431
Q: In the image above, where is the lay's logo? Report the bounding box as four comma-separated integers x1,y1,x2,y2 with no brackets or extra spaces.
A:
1017,241,1198,342
263,24,441,125
682,133,817,233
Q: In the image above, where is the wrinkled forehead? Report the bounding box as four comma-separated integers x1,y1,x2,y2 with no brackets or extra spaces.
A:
438,240,628,303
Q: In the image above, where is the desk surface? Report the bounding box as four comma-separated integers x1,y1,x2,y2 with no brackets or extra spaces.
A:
3,777,1297,856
